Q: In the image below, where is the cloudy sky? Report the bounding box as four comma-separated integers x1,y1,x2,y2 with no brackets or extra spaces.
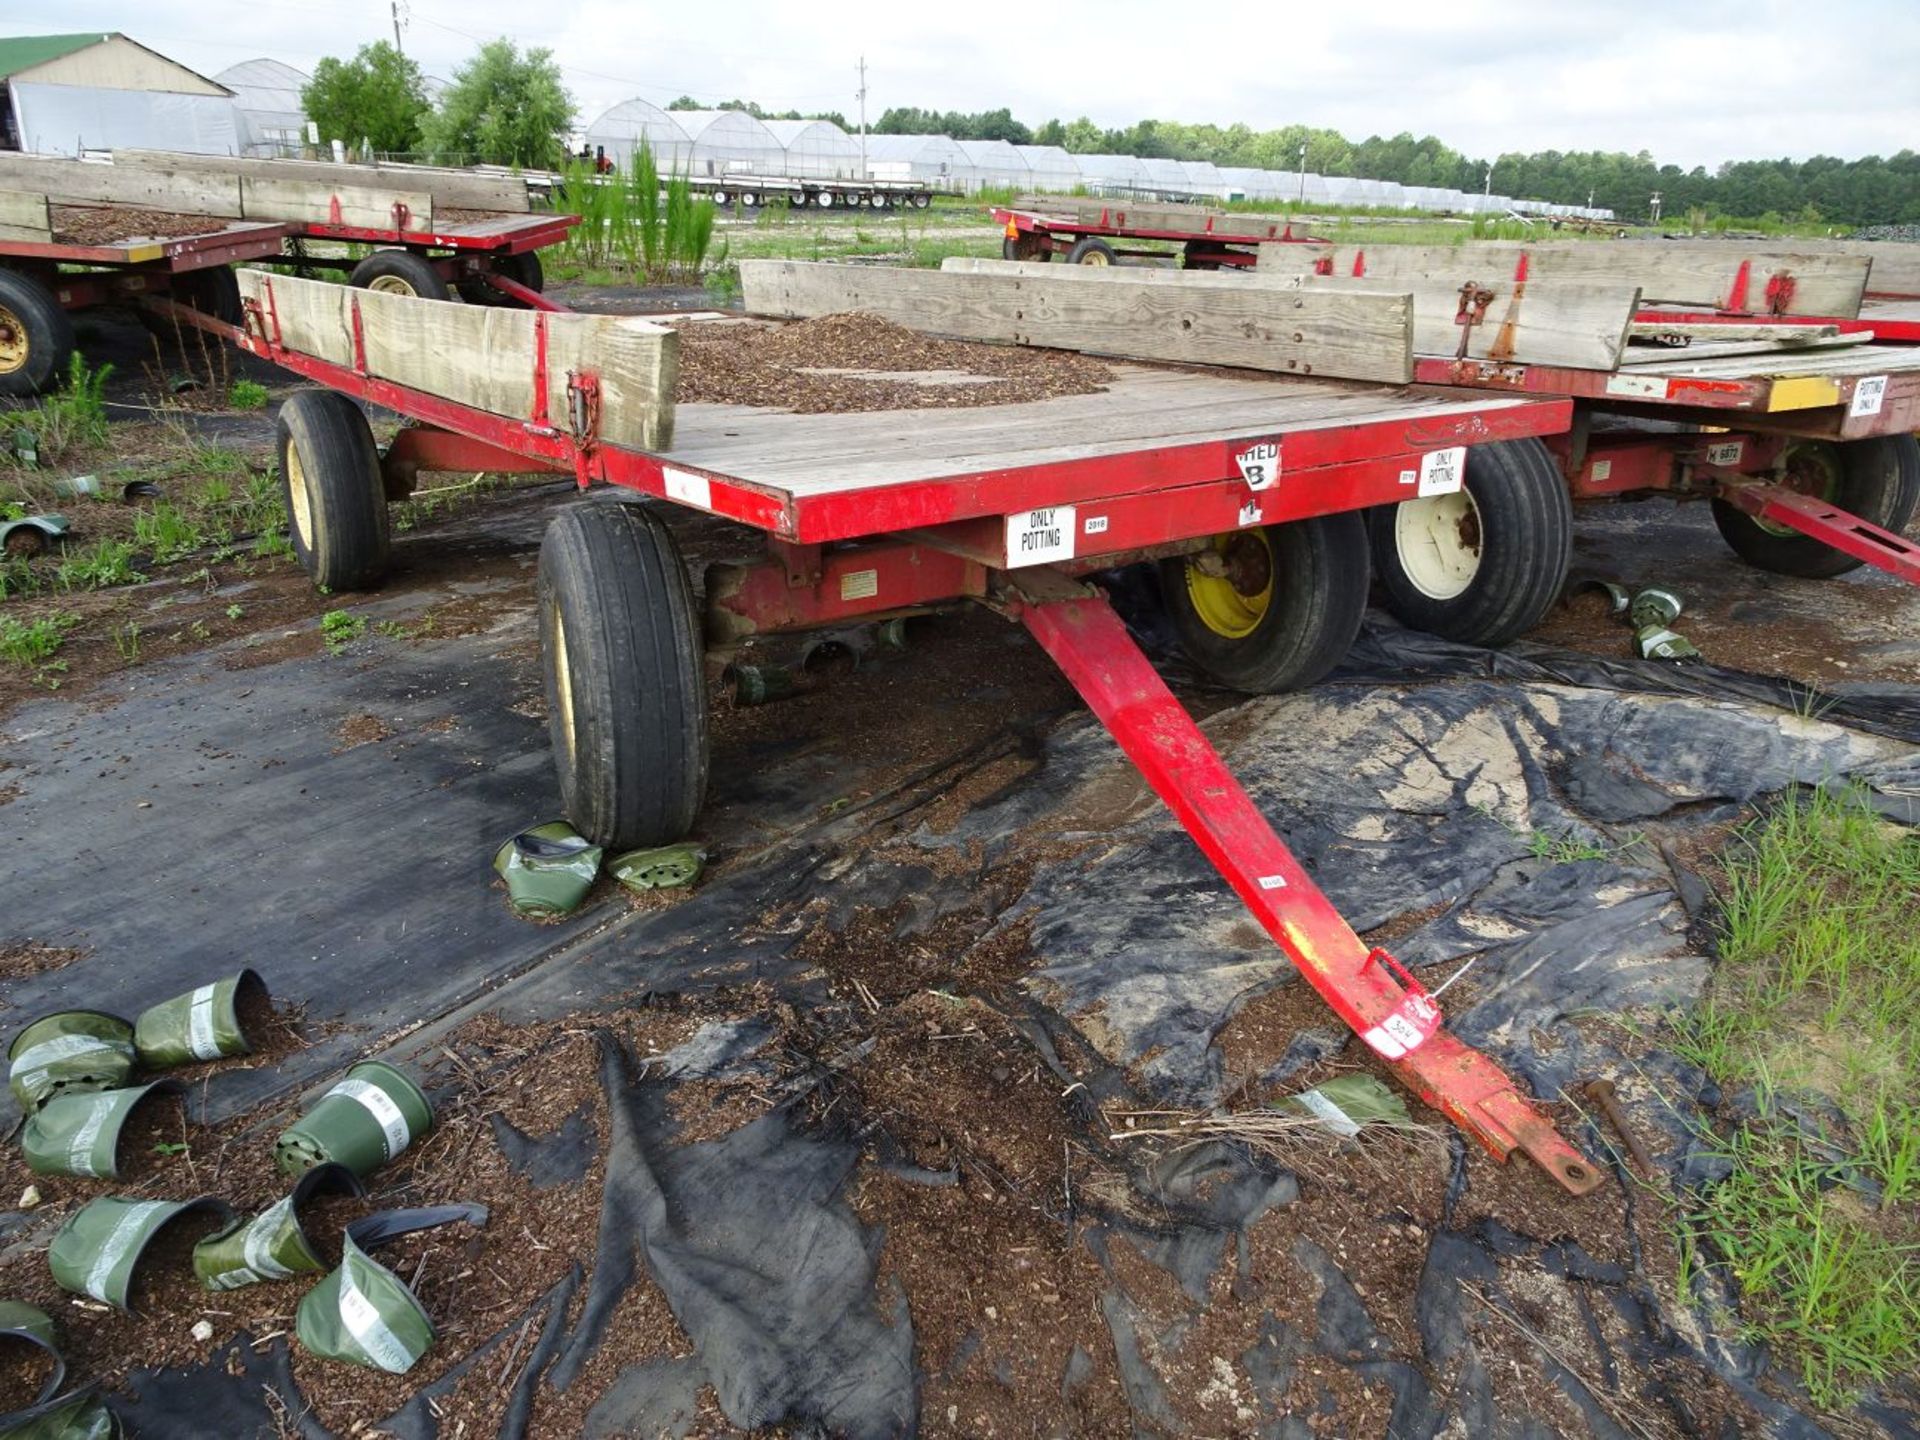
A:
16,0,1917,169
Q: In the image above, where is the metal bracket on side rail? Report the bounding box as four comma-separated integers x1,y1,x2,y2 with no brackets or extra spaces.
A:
1011,586,1602,1196
1716,480,1920,586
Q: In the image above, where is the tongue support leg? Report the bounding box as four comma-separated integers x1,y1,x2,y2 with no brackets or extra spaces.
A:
1017,591,1602,1197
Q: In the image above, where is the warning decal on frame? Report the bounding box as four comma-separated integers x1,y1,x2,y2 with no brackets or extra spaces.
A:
1235,440,1280,491
1005,506,1076,566
1417,447,1466,497
662,468,712,510
1360,991,1442,1060
1851,375,1888,418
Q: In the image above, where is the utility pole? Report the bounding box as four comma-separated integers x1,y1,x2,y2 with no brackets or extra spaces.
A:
1297,141,1307,205
391,0,405,53
856,56,868,180
1484,162,1492,196
1649,191,1663,223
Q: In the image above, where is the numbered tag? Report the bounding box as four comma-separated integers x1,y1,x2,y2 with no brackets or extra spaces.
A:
1005,506,1076,566
1236,440,1280,491
1851,375,1888,418
1703,440,1743,467
1360,991,1442,1060
1237,500,1263,528
1417,447,1466,497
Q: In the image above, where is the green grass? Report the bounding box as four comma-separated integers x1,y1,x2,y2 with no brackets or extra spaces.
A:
320,609,364,652
228,379,270,411
1674,784,1920,1408
56,538,143,592
132,503,205,564
0,611,75,667
3,356,112,468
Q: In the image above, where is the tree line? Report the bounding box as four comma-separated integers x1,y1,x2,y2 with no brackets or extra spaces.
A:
875,108,1920,226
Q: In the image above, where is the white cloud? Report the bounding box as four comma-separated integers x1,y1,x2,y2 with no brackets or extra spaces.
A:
24,0,1917,168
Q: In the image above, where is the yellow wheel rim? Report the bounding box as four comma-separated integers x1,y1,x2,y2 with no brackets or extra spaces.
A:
285,443,315,550
1077,248,1111,266
1185,531,1273,639
0,305,28,375
552,607,577,768
366,275,418,296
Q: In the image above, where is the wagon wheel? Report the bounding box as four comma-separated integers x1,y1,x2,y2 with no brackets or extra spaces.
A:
1003,232,1051,262
457,251,546,306
740,191,760,208
538,502,709,848
1368,438,1571,646
276,390,390,590
0,267,76,398
348,250,452,301
712,189,731,207
1066,236,1116,266
1711,435,1920,578
1159,515,1369,693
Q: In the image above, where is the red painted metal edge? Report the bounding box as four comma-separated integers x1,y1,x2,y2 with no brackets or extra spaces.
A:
1716,481,1920,586
1017,593,1604,1196
479,269,571,313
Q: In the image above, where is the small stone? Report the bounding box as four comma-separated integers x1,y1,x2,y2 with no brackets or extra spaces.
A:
18,1185,39,1209
191,1320,214,1343
136,800,152,809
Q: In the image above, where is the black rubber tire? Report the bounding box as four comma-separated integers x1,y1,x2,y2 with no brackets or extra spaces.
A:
348,249,452,301
1159,513,1370,693
0,266,76,397
172,264,242,325
1067,236,1117,266
276,390,389,590
912,193,932,209
457,251,546,305
1712,435,1920,577
1003,233,1051,262
1369,437,1572,646
538,502,709,848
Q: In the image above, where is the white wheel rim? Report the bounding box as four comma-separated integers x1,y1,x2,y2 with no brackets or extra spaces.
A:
366,275,418,296
1393,490,1483,600
286,444,315,550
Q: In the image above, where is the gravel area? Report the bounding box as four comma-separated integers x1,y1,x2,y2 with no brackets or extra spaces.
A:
672,312,1113,412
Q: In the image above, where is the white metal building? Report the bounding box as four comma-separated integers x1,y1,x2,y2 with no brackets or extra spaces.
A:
863,132,969,189
1,32,239,155
583,98,694,172
214,57,307,157
766,118,863,179
954,138,1028,192
1072,154,1152,195
1013,145,1079,193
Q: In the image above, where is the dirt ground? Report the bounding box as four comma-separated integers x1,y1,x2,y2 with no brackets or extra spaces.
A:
1,295,1916,1437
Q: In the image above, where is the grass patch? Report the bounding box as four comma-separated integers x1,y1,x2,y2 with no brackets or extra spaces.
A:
0,611,75,667
3,356,111,468
228,379,270,411
1674,784,1920,1408
320,609,364,652
56,539,144,592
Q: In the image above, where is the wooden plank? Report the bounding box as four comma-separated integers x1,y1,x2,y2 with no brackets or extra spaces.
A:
118,150,529,215
0,153,241,217
744,260,1412,384
234,270,675,450
1628,321,1839,341
0,190,50,242
1010,194,1302,241
944,257,1637,370
1255,238,1870,317
1624,340,1920,380
239,176,434,231
1619,333,1868,365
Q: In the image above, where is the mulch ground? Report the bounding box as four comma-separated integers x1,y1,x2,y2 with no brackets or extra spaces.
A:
672,312,1113,412
48,206,237,247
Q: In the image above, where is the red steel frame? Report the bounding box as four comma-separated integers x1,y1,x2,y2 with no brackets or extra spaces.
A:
201,283,1607,1193
3,223,292,314
993,205,1324,268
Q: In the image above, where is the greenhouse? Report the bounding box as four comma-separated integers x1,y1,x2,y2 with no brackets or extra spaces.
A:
1013,145,1081,193
864,133,971,189
583,99,694,172
1179,159,1226,200
1140,157,1192,198
1072,153,1152,195
954,139,1030,192
675,110,786,178
766,119,864,179
214,58,308,157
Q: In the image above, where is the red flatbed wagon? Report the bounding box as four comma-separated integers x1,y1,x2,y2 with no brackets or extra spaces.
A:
993,199,1324,270
143,270,1612,1197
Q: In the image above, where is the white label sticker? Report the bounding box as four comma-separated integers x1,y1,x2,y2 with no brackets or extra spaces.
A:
1591,459,1612,482
339,1264,418,1373
187,984,222,1061
328,1078,412,1159
242,1197,298,1280
1851,375,1888,418
1360,993,1442,1060
1235,441,1280,491
11,1034,117,1088
1604,374,1671,400
87,1201,169,1302
1083,516,1109,535
1256,874,1287,891
1397,468,1416,487
1004,506,1076,566
1237,500,1263,528
67,1096,113,1177
839,569,878,601
1703,440,1744,467
1417,446,1467,498
662,467,712,510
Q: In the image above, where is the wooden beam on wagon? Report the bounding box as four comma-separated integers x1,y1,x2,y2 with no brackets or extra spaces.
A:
0,153,241,217
234,270,677,450
0,189,51,242
118,150,530,215
238,176,434,231
743,259,1415,384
